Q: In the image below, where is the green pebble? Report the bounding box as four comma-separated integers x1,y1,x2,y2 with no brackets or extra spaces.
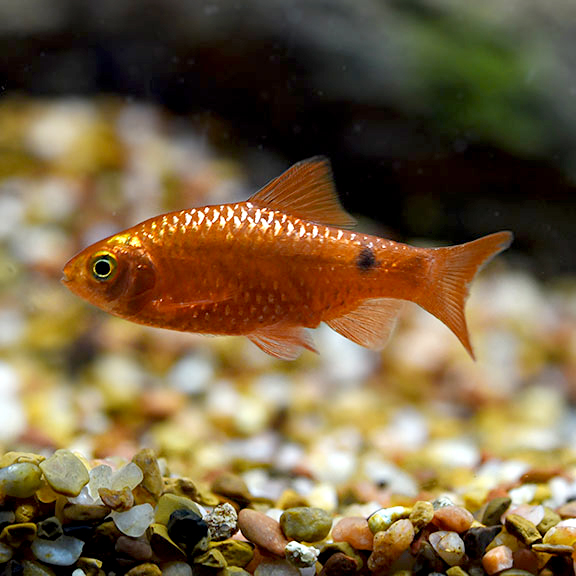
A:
280,507,332,542
447,567,469,576
505,514,542,546
0,462,42,498
409,501,434,530
482,497,511,526
39,450,89,497
208,540,253,568
537,507,561,535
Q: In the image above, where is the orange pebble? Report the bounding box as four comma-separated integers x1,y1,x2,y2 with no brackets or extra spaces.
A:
482,545,513,575
432,505,474,533
332,517,374,550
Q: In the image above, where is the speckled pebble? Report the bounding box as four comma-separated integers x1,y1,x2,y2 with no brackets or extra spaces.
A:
205,502,238,541
367,519,414,572
39,450,89,497
429,530,466,566
280,507,332,542
409,500,434,530
31,535,85,566
368,506,410,534
285,541,319,568
0,462,43,498
482,544,513,575
238,508,289,557
433,505,474,533
331,516,373,550
504,513,541,545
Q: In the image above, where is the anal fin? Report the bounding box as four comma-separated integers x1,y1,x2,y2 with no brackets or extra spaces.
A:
325,298,404,349
248,324,318,360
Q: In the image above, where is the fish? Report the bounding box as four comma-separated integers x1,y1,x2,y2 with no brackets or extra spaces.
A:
62,157,513,360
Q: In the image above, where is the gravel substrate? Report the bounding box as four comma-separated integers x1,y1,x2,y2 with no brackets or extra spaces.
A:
0,98,575,575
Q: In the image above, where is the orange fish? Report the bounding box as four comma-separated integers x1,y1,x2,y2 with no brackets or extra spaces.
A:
63,157,512,360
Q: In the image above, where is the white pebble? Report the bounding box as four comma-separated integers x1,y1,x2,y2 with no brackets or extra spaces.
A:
429,530,465,565
161,562,193,576
111,503,154,537
31,535,84,566
110,462,143,491
254,559,300,576
72,570,86,576
0,542,13,563
169,354,214,394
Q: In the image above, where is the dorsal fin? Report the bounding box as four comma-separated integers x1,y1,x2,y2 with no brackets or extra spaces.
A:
249,157,357,228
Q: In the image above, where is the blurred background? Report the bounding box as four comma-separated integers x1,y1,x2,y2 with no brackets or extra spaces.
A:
0,0,575,274
0,0,575,482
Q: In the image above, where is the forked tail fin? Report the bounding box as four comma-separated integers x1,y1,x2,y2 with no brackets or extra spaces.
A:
417,231,513,359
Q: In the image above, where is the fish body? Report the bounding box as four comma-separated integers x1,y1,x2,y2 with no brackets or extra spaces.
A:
63,157,513,359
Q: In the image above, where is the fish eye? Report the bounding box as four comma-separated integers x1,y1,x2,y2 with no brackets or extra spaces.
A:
91,251,118,281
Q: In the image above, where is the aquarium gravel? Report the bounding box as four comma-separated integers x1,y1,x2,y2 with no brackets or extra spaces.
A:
0,98,576,575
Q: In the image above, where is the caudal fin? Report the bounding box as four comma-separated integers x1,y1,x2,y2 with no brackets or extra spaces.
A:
417,231,513,359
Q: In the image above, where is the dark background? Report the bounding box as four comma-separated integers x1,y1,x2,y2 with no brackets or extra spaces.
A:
0,0,574,275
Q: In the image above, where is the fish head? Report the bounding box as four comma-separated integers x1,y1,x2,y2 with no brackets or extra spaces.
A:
62,233,157,318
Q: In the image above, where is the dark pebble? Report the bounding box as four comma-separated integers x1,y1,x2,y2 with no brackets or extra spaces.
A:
1,560,23,576
463,525,502,560
167,508,208,549
116,535,154,562
37,517,63,541
482,497,511,526
319,552,359,576
413,541,445,575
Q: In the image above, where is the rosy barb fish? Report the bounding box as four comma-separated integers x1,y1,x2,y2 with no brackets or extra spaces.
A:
63,157,512,360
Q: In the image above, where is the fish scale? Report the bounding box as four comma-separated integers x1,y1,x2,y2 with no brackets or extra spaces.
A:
63,157,512,360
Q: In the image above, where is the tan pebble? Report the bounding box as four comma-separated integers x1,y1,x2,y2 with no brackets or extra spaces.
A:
332,517,373,550
504,514,541,546
212,473,251,507
433,505,474,533
62,503,111,523
39,450,89,497
409,501,434,530
368,506,410,534
0,452,45,468
0,522,37,546
482,545,513,575
367,519,414,573
21,559,57,576
154,494,203,526
319,551,359,575
532,542,574,554
238,508,288,557
99,486,134,512
124,563,162,576
131,448,164,505
276,489,309,510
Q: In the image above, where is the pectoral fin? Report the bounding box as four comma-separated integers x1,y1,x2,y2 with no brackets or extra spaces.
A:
248,324,318,360
325,298,404,349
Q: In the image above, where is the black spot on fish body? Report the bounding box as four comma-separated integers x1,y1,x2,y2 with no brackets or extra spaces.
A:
357,246,378,271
